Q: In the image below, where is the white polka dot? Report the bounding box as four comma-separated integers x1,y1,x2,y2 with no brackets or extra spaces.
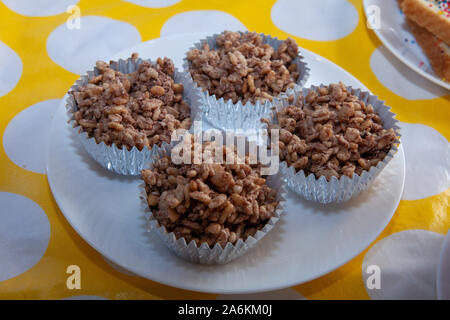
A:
271,0,358,41
0,192,50,282
399,122,450,200
1,0,79,17
123,0,181,8
216,289,306,300
0,41,22,97
103,256,137,277
160,10,247,37
3,99,61,174
362,230,444,300
62,295,108,300
370,46,447,100
46,16,141,75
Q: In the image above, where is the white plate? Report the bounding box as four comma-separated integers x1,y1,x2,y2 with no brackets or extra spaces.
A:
363,0,450,90
47,33,405,294
437,230,450,300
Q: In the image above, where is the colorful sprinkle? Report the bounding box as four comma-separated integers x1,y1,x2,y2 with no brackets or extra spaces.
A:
424,0,450,16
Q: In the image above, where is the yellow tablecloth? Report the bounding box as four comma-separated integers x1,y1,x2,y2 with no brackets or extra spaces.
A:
0,0,448,300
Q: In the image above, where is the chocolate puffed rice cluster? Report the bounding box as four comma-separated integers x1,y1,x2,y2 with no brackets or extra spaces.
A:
187,31,300,105
70,54,191,151
142,140,279,248
264,83,397,181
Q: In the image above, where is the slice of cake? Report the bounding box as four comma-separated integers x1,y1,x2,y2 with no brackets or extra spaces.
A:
400,0,450,45
405,17,450,81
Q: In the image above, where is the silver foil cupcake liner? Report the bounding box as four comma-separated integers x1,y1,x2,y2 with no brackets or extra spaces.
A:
66,56,201,175
183,31,310,132
139,143,287,265
269,84,401,204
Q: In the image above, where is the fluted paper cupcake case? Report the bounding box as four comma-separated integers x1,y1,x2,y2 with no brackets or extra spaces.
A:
182,31,310,132
269,84,402,204
66,56,202,176
139,143,287,265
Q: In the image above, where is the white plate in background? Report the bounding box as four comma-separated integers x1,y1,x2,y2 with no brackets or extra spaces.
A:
437,230,450,300
47,33,405,294
363,0,450,90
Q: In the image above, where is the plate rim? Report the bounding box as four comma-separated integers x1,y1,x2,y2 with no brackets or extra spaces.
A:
46,33,406,294
363,0,450,91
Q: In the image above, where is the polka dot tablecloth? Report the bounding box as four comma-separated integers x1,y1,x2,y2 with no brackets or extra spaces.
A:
0,0,449,300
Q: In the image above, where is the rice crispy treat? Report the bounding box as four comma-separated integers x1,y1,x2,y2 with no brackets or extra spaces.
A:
70,54,191,151
141,139,279,248
264,83,398,181
186,31,300,105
